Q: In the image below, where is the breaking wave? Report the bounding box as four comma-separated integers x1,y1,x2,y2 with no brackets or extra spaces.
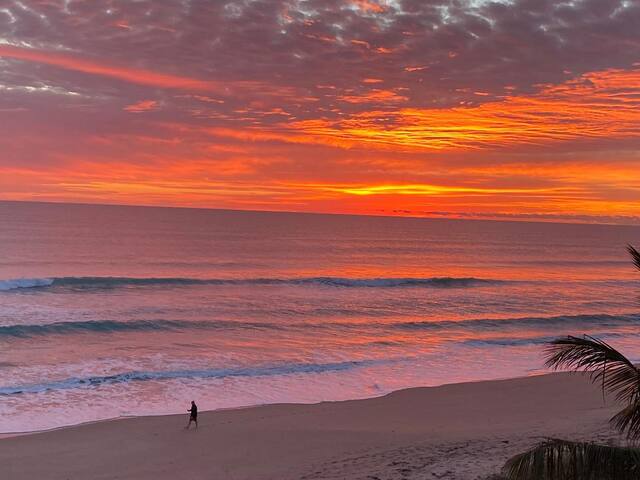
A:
0,278,55,290
0,359,383,395
0,275,505,291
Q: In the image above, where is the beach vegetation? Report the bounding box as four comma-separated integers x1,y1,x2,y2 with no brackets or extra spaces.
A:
502,245,640,480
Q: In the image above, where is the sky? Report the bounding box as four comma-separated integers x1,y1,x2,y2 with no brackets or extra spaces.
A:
1,0,640,224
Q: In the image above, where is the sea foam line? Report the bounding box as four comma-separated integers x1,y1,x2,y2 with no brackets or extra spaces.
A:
0,359,383,395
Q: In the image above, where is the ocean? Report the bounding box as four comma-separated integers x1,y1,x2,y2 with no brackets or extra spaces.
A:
1,201,639,433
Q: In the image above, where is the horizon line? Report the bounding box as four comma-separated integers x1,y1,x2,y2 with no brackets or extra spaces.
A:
2,198,640,228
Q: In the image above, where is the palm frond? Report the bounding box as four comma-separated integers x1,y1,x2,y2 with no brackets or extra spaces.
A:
628,245,640,272
612,400,640,440
544,335,640,404
502,439,640,480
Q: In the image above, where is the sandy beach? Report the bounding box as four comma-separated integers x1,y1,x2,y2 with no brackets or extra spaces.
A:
1,372,622,479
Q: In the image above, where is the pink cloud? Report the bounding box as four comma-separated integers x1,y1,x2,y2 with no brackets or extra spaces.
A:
0,45,224,93
124,100,159,113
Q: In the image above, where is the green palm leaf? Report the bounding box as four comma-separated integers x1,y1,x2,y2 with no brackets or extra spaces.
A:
502,439,640,480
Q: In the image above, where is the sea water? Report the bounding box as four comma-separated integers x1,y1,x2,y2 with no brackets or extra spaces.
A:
1,201,639,432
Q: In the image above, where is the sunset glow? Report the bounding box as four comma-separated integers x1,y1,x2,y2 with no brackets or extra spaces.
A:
2,0,640,223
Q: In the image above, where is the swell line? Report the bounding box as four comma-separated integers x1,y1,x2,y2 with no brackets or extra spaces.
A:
2,313,639,339
0,319,282,338
0,275,507,292
462,331,631,347
393,313,640,331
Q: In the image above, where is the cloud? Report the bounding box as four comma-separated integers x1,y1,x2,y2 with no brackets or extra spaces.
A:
0,45,224,92
337,88,409,104
3,0,639,107
124,99,159,113
351,0,387,14
260,68,640,151
1,0,640,221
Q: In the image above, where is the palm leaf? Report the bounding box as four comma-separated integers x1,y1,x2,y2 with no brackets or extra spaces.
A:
544,335,640,438
544,335,640,405
502,439,640,480
612,400,640,440
628,244,640,272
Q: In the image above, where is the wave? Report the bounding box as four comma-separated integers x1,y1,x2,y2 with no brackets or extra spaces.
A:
0,278,55,291
3,312,639,340
0,359,382,396
0,275,505,291
394,313,640,331
463,331,630,347
0,319,283,338
463,336,560,347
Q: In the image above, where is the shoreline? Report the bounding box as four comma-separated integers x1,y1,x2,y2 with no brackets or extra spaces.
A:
1,372,623,479
0,402,269,438
0,372,543,437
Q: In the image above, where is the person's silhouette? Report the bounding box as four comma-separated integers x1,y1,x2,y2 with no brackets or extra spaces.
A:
186,400,198,429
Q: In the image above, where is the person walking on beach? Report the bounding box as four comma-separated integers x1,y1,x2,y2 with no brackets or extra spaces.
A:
186,400,198,429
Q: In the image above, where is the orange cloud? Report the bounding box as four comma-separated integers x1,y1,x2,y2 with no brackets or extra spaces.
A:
3,46,640,222
337,89,408,104
3,152,640,221
352,0,386,13
0,45,303,101
351,39,371,49
261,68,640,151
124,100,158,113
310,183,571,197
0,45,224,92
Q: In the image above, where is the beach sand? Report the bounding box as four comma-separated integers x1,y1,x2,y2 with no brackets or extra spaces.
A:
1,372,622,479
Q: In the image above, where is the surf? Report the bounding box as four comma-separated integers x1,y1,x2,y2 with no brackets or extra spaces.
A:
0,275,507,291
0,359,385,396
